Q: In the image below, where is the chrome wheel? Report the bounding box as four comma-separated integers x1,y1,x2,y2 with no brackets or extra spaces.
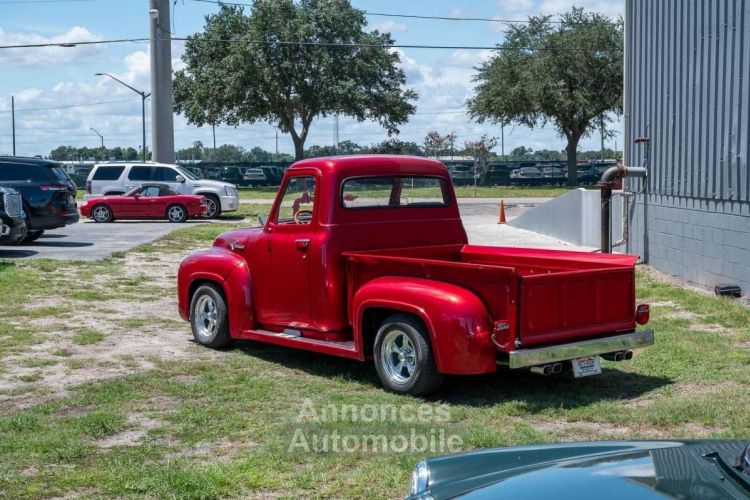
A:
194,294,218,340
168,205,185,222
203,197,217,218
92,205,111,223
381,329,417,385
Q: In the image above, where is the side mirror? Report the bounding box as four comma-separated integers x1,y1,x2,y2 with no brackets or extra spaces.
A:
175,175,185,183
258,214,267,226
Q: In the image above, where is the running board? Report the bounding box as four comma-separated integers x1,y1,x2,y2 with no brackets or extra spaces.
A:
240,329,360,359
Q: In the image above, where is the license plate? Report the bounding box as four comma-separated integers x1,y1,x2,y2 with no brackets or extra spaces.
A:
572,355,602,378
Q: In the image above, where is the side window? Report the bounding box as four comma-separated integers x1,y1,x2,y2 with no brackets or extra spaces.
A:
159,185,177,196
128,166,152,181
341,176,449,208
276,175,316,224
154,167,178,182
0,164,33,181
93,166,125,181
141,186,160,197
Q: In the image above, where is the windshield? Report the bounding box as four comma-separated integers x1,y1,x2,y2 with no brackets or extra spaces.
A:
175,165,200,180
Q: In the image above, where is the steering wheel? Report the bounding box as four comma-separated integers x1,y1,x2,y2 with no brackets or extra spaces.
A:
294,209,313,224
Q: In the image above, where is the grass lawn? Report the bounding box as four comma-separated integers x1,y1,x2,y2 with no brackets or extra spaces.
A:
0,221,748,498
239,185,578,200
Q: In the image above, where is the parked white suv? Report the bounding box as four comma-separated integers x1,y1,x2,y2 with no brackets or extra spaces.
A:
85,162,239,218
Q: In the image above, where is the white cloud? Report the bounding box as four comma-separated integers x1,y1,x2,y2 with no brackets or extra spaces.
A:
536,0,623,18
0,26,103,66
371,20,408,34
496,0,535,13
449,7,475,18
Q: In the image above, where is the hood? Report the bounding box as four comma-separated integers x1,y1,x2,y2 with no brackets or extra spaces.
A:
193,178,235,189
213,226,263,252
410,440,750,500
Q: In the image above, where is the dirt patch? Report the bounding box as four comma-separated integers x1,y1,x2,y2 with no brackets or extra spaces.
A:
0,247,219,413
169,374,202,384
97,413,162,449
531,418,721,441
169,435,258,463
664,310,696,320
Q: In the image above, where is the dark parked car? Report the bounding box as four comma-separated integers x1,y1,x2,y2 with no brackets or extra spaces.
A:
408,440,750,499
0,157,79,243
0,186,27,244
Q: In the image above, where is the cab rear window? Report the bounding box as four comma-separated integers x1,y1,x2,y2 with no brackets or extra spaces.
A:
92,166,125,181
341,176,450,209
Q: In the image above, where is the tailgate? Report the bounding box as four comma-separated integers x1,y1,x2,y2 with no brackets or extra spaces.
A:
518,267,636,347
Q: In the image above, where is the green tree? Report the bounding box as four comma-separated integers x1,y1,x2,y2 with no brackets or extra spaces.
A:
467,8,623,185
462,135,498,165
174,1,416,160
423,131,457,158
370,139,422,155
510,146,534,160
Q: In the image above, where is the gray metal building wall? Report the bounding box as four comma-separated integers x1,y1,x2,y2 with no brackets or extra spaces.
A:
624,0,750,294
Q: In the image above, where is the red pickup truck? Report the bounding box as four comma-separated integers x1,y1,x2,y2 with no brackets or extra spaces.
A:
177,155,653,395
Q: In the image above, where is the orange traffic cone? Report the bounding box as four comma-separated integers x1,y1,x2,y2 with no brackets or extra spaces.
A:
498,200,507,224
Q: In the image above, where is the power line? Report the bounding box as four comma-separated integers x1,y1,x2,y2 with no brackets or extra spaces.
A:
0,36,617,53
364,11,561,24
186,0,562,24
0,38,149,49
0,97,139,113
0,0,93,3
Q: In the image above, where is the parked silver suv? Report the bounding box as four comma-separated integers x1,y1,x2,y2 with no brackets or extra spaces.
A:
85,162,239,218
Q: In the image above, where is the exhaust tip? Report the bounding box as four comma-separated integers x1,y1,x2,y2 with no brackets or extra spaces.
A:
624,350,634,360
552,363,563,374
530,365,553,376
614,352,624,362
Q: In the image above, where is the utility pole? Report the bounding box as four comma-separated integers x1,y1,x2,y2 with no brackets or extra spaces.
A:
11,96,15,156
149,0,175,163
95,73,150,162
599,115,605,161
334,115,339,153
212,124,216,161
501,122,505,160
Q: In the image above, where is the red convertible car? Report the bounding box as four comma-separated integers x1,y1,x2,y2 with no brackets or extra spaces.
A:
80,184,207,223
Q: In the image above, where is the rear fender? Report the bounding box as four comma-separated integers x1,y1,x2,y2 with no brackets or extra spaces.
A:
177,248,255,336
351,277,495,375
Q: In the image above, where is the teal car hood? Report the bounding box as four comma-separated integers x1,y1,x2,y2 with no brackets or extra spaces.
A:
409,440,750,500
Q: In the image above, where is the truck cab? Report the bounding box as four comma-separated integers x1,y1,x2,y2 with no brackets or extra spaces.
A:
178,155,653,395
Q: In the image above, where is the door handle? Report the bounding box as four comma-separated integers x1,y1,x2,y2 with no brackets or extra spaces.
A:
295,239,310,251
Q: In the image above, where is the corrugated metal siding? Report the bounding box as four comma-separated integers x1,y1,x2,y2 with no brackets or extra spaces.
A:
625,0,750,204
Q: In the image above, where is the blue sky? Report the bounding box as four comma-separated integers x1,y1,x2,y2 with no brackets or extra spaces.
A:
0,0,623,157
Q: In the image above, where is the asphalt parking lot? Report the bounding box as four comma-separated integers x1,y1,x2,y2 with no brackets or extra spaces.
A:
0,220,207,260
0,199,551,261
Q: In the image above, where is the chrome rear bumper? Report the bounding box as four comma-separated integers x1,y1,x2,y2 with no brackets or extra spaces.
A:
507,330,654,369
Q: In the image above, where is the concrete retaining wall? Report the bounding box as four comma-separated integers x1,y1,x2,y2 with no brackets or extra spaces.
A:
508,188,623,248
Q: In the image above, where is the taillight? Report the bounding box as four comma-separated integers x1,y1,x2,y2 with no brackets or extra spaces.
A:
491,320,512,348
86,180,91,194
39,185,68,191
635,304,650,325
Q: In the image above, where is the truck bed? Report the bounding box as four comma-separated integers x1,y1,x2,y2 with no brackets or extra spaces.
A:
344,244,638,350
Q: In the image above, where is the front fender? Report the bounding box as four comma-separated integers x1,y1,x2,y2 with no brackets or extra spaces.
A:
177,247,255,336
351,277,495,375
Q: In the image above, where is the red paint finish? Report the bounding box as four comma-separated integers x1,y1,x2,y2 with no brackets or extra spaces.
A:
80,191,206,220
176,155,648,376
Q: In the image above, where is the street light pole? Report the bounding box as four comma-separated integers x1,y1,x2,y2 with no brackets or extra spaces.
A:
90,127,105,160
95,72,150,161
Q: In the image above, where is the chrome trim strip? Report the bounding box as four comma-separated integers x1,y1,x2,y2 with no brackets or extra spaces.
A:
507,330,654,369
